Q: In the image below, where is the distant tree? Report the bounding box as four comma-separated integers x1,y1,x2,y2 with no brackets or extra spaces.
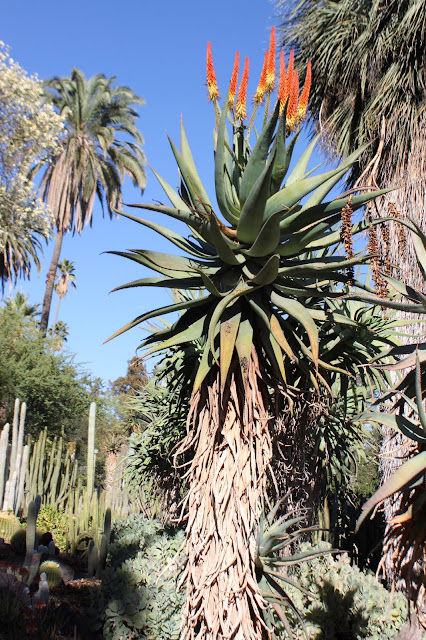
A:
3,292,39,320
0,303,108,438
35,69,147,334
48,320,69,351
51,258,76,337
110,356,149,397
0,42,64,288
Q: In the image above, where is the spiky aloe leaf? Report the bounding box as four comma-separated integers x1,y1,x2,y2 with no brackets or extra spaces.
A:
356,451,426,532
117,211,213,259
214,97,240,225
220,308,241,390
285,135,319,186
239,102,280,207
237,147,277,243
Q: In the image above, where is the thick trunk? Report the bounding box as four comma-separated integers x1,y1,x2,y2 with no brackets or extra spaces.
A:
40,230,64,336
178,351,273,640
369,165,426,610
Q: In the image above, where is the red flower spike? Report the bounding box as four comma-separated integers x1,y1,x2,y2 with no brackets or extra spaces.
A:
278,51,287,115
236,57,249,121
254,50,268,105
297,61,312,123
228,51,239,110
35,599,47,610
286,68,299,132
265,27,276,93
206,42,220,102
285,50,294,101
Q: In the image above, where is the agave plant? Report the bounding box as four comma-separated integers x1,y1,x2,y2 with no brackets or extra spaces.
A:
109,29,405,640
254,500,337,639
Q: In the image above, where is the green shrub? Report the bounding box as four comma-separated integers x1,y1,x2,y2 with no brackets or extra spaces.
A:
280,542,408,639
36,505,67,552
88,515,185,640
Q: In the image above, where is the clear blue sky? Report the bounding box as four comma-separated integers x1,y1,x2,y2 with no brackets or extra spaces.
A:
2,0,329,385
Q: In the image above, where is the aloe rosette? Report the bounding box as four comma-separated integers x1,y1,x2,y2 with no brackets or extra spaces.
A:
110,28,394,640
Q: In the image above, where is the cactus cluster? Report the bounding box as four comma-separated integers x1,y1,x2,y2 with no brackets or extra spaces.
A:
0,399,29,514
1,400,137,557
86,508,112,578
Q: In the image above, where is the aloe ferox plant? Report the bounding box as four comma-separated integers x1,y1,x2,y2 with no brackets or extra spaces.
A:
108,28,402,640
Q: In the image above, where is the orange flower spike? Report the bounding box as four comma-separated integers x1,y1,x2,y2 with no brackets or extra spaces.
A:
254,50,268,105
278,51,287,115
286,68,299,132
206,42,220,102
297,61,312,123
265,26,276,93
235,56,249,121
285,50,294,101
228,51,239,110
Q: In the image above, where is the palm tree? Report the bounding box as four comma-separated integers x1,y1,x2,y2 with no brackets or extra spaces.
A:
36,69,146,334
3,292,40,321
51,258,77,336
277,0,426,591
108,32,410,638
51,258,76,337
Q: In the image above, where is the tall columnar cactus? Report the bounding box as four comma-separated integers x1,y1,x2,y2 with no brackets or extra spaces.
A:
87,402,96,498
0,422,10,508
9,398,20,474
1,400,28,513
108,28,407,639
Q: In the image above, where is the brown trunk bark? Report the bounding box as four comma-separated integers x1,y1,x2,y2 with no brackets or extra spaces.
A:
178,351,273,640
40,230,64,335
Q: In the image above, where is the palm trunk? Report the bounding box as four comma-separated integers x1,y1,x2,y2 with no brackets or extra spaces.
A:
40,229,64,335
178,350,273,640
51,296,61,338
371,173,426,598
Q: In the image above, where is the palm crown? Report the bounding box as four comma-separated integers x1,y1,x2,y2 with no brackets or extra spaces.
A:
40,69,146,233
37,69,146,334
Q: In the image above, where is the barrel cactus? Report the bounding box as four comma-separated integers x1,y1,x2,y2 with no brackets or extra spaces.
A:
39,560,62,587
0,511,20,544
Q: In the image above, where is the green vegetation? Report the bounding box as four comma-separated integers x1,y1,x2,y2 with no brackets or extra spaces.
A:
36,68,147,334
286,543,408,640
0,300,114,438
88,516,185,640
2,16,426,640
0,42,64,287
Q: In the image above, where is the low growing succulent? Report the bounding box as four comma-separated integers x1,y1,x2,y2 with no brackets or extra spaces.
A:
88,515,185,640
283,542,408,639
